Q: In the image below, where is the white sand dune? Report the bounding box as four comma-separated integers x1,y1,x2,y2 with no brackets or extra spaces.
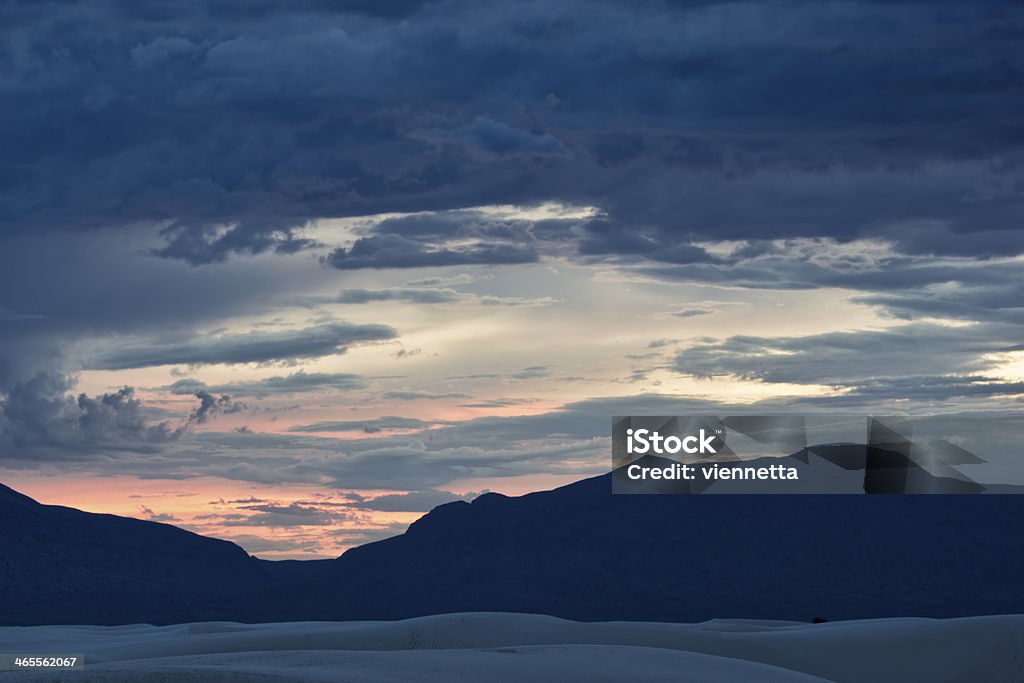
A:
3,612,1022,682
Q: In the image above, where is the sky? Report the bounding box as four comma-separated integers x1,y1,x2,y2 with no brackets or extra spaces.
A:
1,0,1023,559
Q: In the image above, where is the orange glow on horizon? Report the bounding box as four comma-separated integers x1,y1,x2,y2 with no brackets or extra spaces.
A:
0,472,429,560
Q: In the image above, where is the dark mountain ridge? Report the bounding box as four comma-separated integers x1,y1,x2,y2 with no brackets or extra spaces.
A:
0,482,273,625
281,466,1024,622
3,460,1024,625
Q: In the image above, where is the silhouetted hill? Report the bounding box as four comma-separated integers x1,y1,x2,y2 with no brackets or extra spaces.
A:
256,557,337,584
4,461,1024,626
279,459,1024,622
0,481,38,507
0,483,273,625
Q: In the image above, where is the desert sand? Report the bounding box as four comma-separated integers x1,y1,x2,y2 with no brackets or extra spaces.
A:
3,612,1022,682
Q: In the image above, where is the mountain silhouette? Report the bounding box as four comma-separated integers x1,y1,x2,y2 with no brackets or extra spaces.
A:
280,456,1024,622
3,458,1024,625
0,482,273,625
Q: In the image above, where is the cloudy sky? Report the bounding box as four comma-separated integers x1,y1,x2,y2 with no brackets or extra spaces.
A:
1,0,1023,558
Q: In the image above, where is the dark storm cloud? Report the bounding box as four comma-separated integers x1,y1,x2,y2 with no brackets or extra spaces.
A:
0,217,373,464
0,379,224,460
0,229,344,433
2,0,436,23
435,117,568,157
90,321,397,370
2,0,1022,264
153,223,319,266
3,0,1024,479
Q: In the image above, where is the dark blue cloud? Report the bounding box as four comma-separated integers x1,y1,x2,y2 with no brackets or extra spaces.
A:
456,117,566,157
323,210,543,269
1,0,1021,264
324,234,538,270
90,321,397,370
3,0,1024,469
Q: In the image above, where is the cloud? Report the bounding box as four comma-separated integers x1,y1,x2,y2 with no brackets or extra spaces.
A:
167,371,367,397
17,385,1021,490
672,308,712,318
144,393,730,489
379,390,470,401
3,0,1024,494
137,504,181,523
577,219,720,264
477,295,558,307
357,489,478,512
510,365,551,380
821,375,1024,404
338,288,462,304
405,274,476,287
208,534,324,555
188,390,245,424
153,222,319,266
0,375,215,460
458,398,538,408
204,500,357,528
323,234,538,270
672,323,1024,397
422,117,567,157
287,416,448,433
90,321,397,369
618,239,1024,335
334,286,557,307
6,0,1018,267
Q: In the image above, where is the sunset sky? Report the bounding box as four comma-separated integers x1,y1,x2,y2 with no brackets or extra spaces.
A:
2,0,1023,558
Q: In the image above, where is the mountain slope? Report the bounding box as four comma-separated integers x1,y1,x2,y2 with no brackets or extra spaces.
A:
284,466,1024,622
0,483,273,625
4,463,1024,626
